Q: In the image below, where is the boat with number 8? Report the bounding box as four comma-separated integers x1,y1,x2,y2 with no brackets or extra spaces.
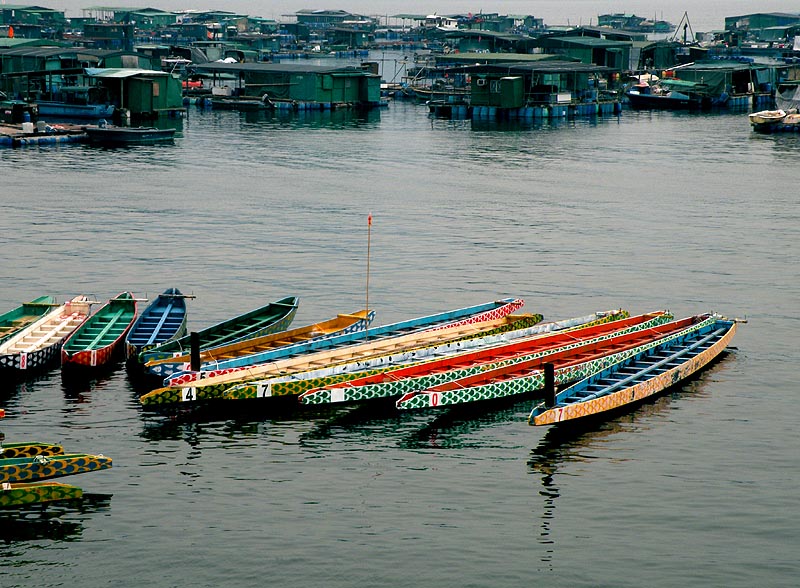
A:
61,292,138,369
529,317,738,426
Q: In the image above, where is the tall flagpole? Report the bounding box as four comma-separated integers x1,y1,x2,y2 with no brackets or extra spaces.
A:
366,213,372,339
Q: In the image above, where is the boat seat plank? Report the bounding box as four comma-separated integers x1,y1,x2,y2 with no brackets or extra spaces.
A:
82,309,127,350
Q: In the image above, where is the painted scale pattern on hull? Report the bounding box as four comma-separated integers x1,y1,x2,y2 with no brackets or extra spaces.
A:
532,322,737,425
397,315,718,410
0,482,83,508
0,342,62,371
1,443,64,459
0,454,113,483
163,300,527,387
300,313,670,405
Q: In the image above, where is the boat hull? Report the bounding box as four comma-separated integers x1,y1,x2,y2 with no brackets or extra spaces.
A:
84,126,176,145
530,320,737,425
0,454,113,483
61,292,137,369
125,288,188,360
0,482,83,509
36,102,115,119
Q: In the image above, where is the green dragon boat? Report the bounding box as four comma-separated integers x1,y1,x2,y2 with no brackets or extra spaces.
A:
0,453,113,483
0,296,59,343
0,481,83,508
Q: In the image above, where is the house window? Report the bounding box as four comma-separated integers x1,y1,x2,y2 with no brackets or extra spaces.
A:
490,80,501,93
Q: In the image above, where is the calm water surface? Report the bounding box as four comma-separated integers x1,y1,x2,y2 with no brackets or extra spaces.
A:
0,97,798,587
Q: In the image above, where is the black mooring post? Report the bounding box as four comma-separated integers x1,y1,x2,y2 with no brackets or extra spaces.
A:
190,331,201,371
544,362,555,407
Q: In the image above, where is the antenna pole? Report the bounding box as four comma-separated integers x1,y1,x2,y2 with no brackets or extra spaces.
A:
366,213,372,339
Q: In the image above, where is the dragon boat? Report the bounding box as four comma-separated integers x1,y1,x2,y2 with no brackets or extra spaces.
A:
138,295,299,365
160,298,525,387
299,310,670,405
395,313,718,410
0,296,59,343
529,317,738,425
144,309,375,378
0,453,113,483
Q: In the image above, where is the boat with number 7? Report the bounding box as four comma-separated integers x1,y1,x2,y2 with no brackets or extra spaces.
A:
528,317,738,426
395,313,719,410
299,310,670,406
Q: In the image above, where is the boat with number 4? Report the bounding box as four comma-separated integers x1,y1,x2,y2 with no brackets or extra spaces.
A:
0,296,93,372
0,296,59,343
125,288,190,362
138,296,299,365
61,292,138,369
143,309,375,378
529,317,738,426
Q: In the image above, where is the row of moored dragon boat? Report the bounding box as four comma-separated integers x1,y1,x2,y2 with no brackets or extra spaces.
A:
1,291,741,509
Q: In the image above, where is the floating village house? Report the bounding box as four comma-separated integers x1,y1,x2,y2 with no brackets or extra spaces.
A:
188,61,381,109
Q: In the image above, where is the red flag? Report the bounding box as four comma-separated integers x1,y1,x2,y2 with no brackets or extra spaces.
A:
8,26,14,38
368,213,372,226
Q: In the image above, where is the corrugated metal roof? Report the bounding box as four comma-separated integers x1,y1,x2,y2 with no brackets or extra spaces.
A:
85,67,168,78
189,62,363,75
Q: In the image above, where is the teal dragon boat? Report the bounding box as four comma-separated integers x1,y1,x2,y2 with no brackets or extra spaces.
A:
0,296,59,343
139,296,299,365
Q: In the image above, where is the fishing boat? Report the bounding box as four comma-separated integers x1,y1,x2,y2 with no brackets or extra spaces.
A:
299,310,672,406
61,292,137,369
158,298,524,387
625,80,710,110
396,313,719,410
83,124,176,146
140,300,530,406
1,442,63,459
140,310,628,408
0,453,113,483
125,288,190,361
139,296,299,365
0,296,58,343
144,309,375,378
529,318,738,425
0,482,83,509
0,296,93,372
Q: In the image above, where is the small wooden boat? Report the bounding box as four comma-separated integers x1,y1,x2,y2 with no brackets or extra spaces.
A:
140,300,529,406
159,298,524,387
0,296,58,343
61,292,137,369
139,296,299,365
0,296,93,372
396,314,718,410
0,481,83,509
1,442,64,459
748,109,786,125
0,453,113,483
125,288,190,361
144,309,375,378
299,310,671,406
83,124,176,145
529,318,738,425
